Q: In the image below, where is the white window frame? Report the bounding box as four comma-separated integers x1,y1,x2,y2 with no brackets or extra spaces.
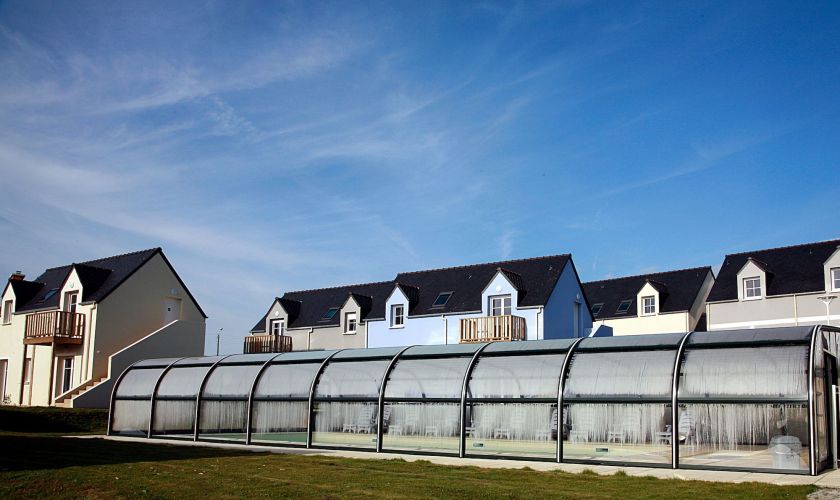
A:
641,296,656,316
743,277,762,300
61,357,74,394
489,295,512,316
64,291,79,313
390,304,404,328
832,268,840,291
270,319,284,336
23,358,32,385
2,300,11,325
344,312,357,334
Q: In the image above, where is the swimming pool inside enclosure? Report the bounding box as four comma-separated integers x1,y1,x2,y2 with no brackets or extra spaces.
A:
109,326,840,475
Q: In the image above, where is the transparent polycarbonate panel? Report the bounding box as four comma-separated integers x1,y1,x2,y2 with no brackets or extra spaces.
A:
678,404,809,472
384,357,471,399
679,346,808,398
152,399,196,437
331,346,402,360
111,400,151,436
562,403,671,464
115,368,164,397
814,347,828,465
198,400,248,441
576,332,686,351
312,402,379,449
464,403,557,459
156,366,213,398
251,401,309,444
400,343,483,358
564,350,675,398
202,364,263,398
133,358,181,368
382,402,461,454
468,354,565,399
688,327,813,347
255,362,321,398
217,353,278,364
482,338,575,355
315,360,390,398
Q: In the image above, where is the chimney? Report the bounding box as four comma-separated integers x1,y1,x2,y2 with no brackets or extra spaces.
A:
9,271,24,281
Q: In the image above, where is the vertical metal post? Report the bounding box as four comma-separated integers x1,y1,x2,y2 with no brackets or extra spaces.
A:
194,355,232,441
670,332,693,469
556,338,584,463
245,353,286,445
376,346,412,452
809,326,820,475
107,360,141,436
307,350,342,448
832,384,838,470
148,357,187,438
459,343,490,458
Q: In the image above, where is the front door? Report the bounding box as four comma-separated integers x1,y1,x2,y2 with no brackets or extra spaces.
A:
164,298,182,324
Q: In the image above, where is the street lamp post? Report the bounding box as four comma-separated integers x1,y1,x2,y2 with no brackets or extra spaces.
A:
216,328,223,356
817,296,837,326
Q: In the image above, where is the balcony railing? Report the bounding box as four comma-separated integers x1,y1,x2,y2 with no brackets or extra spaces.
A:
459,315,526,343
24,311,85,345
244,334,293,354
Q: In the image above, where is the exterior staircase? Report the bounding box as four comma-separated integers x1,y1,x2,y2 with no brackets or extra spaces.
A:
53,377,108,408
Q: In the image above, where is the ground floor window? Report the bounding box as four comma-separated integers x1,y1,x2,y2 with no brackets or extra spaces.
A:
61,358,74,394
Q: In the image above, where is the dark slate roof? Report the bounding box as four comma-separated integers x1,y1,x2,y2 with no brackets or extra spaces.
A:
583,267,712,320
8,280,44,309
707,238,840,302
73,264,113,301
254,281,396,330
394,255,571,317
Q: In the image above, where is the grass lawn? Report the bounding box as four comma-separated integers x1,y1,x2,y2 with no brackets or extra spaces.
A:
0,431,819,499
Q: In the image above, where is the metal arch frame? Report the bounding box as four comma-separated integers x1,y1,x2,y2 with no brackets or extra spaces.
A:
376,346,414,452
245,353,288,445
193,355,234,441
107,359,142,436
306,350,344,448
808,325,821,475
670,331,693,469
555,337,584,463
147,357,188,438
459,342,490,458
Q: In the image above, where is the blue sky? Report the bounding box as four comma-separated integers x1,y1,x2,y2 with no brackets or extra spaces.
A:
1,1,838,355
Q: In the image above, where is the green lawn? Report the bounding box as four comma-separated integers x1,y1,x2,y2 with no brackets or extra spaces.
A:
0,408,820,499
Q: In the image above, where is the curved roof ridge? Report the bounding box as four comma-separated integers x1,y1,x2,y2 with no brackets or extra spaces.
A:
585,265,712,284
398,254,570,275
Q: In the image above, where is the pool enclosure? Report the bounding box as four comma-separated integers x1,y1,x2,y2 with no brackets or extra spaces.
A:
110,325,840,475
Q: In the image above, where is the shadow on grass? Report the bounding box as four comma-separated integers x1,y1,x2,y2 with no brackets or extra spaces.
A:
0,434,263,472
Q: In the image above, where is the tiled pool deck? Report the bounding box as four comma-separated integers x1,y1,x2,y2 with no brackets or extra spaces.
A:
87,435,840,489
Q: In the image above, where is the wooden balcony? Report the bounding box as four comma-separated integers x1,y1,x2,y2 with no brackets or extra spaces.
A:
244,334,293,354
24,311,85,345
459,315,526,343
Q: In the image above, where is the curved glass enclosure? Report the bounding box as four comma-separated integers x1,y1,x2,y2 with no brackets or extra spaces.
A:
109,326,840,475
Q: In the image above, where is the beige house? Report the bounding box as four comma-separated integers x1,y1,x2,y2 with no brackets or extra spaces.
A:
584,267,714,335
706,239,840,330
248,281,394,352
0,248,206,408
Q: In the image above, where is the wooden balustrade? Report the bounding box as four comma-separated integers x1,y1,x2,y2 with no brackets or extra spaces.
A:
244,334,293,354
459,315,527,343
24,311,85,345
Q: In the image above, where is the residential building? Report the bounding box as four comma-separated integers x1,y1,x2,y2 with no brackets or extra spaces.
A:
0,248,206,408
248,281,394,352
583,267,714,336
368,254,592,347
706,238,840,330
248,254,594,352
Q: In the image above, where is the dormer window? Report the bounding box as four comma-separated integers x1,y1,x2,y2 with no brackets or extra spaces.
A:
616,300,632,314
642,296,656,316
832,268,840,291
390,304,404,328
322,307,339,321
489,295,511,316
270,319,284,336
744,277,762,299
432,292,453,308
344,312,357,334
591,303,603,316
